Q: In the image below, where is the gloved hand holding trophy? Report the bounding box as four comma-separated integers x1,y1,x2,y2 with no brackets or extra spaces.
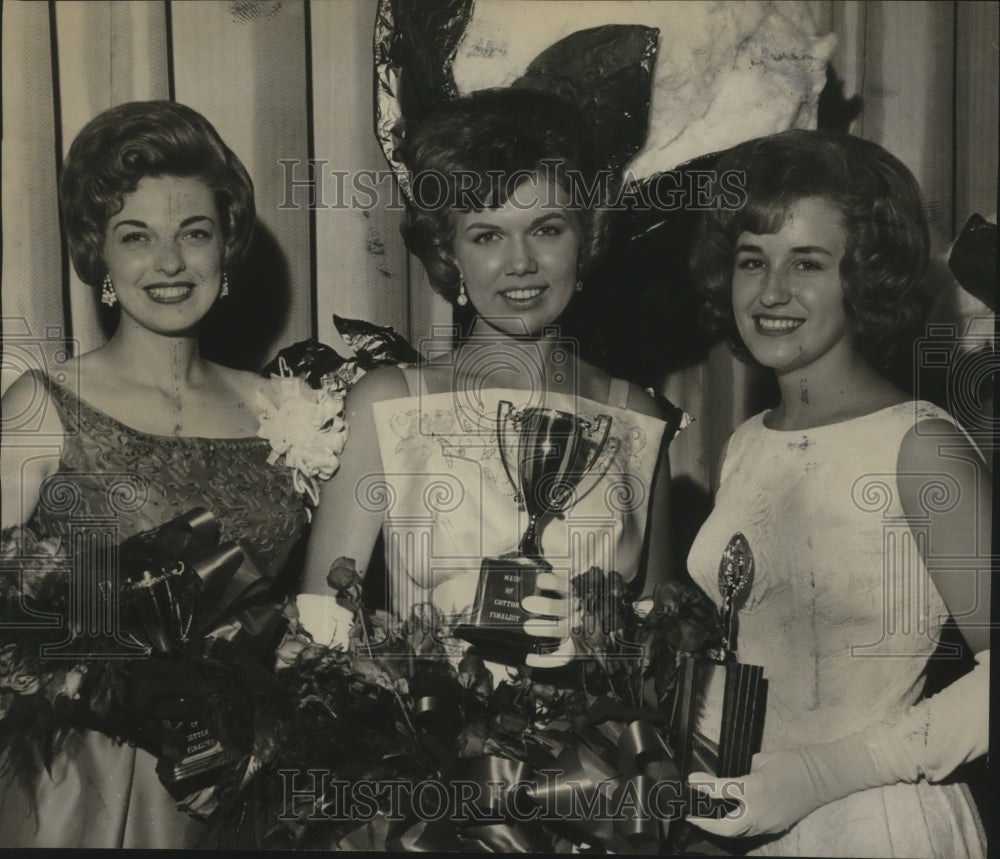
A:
454,401,611,667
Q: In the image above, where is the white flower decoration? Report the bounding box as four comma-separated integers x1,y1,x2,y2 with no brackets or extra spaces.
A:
257,358,349,507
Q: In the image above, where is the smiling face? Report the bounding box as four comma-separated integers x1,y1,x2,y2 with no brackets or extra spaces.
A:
732,196,853,377
102,175,223,336
451,176,582,337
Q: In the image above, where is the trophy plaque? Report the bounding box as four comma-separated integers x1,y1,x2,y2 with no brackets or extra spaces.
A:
155,719,241,800
454,402,611,665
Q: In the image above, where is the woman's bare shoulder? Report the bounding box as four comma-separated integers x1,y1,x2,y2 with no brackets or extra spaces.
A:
347,364,412,405
216,362,413,423
213,363,269,401
2,367,69,438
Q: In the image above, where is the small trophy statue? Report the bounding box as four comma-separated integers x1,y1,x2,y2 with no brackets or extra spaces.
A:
672,533,768,780
713,532,767,777
453,402,611,665
119,518,242,800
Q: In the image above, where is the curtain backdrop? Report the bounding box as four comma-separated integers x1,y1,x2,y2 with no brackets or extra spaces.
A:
3,1,997,546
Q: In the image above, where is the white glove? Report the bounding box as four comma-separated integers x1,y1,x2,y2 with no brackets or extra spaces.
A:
688,650,989,838
295,593,355,652
522,571,581,668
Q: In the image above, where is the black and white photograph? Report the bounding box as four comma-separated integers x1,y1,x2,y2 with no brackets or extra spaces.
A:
1,1,996,854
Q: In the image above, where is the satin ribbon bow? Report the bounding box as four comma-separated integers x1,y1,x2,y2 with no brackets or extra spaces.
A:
119,507,283,665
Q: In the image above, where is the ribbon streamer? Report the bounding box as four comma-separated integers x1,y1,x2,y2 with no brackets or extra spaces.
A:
327,700,685,853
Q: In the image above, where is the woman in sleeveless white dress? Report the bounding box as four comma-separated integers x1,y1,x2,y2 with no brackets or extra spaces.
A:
688,404,987,857
300,89,682,675
684,131,989,857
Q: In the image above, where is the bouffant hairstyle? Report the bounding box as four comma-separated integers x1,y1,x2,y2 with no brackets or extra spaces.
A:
398,88,614,304
691,129,930,369
59,100,255,288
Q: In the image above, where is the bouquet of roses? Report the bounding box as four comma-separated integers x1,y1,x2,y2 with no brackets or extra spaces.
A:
196,561,726,852
0,509,291,818
0,526,82,795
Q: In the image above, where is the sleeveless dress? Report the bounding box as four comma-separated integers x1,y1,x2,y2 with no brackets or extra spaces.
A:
0,372,307,848
370,370,674,672
687,402,987,858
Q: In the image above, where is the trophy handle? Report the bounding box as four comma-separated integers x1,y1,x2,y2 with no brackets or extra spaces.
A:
549,413,613,513
496,400,522,502
581,414,612,473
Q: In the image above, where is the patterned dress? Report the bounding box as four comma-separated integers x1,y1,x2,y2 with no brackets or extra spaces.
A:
0,372,306,848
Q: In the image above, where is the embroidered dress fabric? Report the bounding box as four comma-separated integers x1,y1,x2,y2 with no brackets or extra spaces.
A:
370,375,667,674
0,372,306,849
687,402,986,858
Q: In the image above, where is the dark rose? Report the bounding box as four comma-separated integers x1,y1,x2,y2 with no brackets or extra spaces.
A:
403,602,447,657
8,670,42,696
665,619,711,653
529,682,559,706
327,557,362,593
458,651,493,698
0,644,17,682
457,721,488,758
493,711,530,735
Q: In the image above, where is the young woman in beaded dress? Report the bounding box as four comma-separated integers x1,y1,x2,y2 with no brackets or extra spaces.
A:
0,101,307,848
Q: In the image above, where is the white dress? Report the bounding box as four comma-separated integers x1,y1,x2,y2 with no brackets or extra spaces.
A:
687,401,987,858
370,370,669,673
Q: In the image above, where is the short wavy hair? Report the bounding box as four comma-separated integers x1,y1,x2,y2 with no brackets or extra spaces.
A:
59,100,255,288
691,129,930,369
398,88,615,304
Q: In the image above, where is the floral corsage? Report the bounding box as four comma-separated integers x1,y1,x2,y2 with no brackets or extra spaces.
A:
258,318,423,510
257,357,348,509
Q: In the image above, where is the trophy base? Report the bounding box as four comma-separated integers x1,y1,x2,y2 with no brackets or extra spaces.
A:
716,661,767,777
155,718,240,800
453,554,561,667
672,657,768,779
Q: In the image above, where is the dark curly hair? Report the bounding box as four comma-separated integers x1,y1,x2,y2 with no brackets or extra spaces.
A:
59,100,255,288
397,88,615,304
691,129,930,370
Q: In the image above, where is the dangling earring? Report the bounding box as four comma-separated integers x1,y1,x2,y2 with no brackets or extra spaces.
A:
574,280,583,293
101,273,117,307
456,275,469,307
220,272,230,298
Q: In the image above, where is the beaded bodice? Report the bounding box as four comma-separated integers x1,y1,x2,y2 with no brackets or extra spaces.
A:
27,371,306,576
